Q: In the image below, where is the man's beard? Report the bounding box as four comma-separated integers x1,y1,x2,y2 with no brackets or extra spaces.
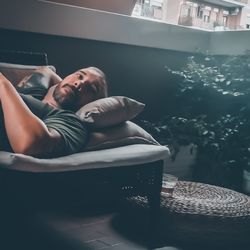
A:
52,84,77,111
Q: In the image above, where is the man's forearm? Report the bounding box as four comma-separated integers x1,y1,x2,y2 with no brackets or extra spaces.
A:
0,73,54,154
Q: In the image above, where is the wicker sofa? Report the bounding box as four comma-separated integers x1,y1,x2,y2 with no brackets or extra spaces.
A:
0,50,170,218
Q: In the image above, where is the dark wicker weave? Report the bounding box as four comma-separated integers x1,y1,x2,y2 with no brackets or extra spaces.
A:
162,181,250,218
123,181,250,247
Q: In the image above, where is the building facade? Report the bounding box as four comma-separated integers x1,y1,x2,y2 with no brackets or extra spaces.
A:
133,0,250,30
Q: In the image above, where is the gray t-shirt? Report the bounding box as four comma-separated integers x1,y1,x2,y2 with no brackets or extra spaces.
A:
0,91,89,157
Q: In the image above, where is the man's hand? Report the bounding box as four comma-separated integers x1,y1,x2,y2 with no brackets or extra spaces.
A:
17,66,62,89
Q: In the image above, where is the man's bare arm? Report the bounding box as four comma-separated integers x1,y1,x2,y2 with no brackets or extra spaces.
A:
0,73,63,157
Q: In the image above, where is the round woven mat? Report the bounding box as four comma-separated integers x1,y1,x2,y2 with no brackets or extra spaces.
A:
122,181,250,246
162,181,250,218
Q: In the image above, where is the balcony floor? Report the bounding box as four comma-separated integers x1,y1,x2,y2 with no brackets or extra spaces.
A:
1,196,249,250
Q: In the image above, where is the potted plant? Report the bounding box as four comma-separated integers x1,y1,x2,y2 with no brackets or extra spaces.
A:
140,55,250,191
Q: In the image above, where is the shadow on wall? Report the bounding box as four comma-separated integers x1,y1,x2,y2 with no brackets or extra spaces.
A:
3,29,249,191
0,28,194,121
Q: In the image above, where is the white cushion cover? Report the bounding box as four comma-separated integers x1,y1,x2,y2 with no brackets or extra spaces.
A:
0,144,170,173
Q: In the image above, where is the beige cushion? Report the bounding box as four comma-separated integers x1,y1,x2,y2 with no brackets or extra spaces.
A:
0,62,56,86
86,121,159,151
76,96,145,128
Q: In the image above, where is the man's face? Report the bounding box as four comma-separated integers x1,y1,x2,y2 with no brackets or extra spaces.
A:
52,68,101,111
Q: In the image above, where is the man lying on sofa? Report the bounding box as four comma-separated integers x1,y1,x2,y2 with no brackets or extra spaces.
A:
0,67,108,158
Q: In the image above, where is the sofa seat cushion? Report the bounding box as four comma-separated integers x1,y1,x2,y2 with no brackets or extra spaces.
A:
0,144,170,173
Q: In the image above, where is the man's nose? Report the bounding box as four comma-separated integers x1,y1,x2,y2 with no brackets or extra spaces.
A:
74,80,84,89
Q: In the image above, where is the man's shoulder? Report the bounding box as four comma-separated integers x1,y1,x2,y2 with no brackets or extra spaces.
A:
17,85,47,100
20,94,54,119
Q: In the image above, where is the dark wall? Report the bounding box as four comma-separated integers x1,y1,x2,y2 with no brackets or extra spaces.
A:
0,28,193,121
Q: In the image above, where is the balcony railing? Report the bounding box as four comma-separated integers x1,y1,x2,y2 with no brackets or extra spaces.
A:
203,0,247,7
235,0,248,4
132,3,162,20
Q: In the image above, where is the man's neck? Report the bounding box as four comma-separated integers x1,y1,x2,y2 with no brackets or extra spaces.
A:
42,86,60,108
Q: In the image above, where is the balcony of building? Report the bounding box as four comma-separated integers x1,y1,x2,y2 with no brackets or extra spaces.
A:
132,0,250,31
178,0,248,31
203,0,248,8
